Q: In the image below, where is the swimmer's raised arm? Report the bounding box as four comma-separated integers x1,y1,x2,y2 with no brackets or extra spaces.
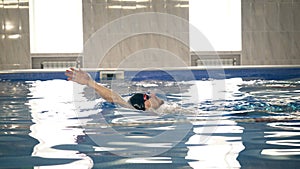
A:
65,68,164,111
65,68,133,109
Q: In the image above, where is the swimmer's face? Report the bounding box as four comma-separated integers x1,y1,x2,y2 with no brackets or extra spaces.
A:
145,93,164,110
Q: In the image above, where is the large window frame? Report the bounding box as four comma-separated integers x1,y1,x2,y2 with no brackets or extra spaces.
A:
29,0,83,53
189,0,241,51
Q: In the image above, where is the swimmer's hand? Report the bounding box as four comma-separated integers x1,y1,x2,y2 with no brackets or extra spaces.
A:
65,68,132,109
65,68,93,86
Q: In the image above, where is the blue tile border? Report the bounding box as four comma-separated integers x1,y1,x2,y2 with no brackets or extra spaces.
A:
223,67,300,80
0,70,100,82
0,66,300,81
126,66,300,81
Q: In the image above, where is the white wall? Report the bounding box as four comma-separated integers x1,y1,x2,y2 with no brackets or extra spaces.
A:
189,0,241,51
29,0,83,53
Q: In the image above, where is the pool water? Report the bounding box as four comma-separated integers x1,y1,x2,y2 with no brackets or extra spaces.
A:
0,78,300,169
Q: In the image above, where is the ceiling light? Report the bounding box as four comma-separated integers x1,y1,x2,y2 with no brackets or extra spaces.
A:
5,22,14,30
19,5,29,9
107,5,147,9
8,34,21,39
107,5,122,9
3,4,19,8
111,0,149,2
174,4,189,8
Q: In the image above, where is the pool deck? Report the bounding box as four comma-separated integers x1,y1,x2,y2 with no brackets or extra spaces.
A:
0,65,300,81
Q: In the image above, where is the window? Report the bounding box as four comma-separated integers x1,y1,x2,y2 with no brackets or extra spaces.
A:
189,0,241,51
29,0,83,53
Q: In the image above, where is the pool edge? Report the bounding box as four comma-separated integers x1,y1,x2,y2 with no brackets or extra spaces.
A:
1,65,300,81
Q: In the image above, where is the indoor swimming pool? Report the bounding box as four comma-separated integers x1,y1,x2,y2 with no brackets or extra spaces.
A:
0,67,300,169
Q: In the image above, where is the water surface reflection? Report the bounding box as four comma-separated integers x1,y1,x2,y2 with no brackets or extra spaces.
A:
28,80,93,168
1,78,300,168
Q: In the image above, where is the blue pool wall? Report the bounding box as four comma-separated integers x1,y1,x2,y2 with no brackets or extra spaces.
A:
0,66,300,81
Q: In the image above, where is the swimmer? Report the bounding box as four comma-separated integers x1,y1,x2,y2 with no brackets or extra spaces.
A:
65,68,164,111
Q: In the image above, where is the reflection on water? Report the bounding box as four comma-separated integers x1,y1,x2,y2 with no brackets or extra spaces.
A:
186,119,244,169
28,80,93,168
234,80,300,169
0,81,39,168
263,122,300,156
182,79,245,169
0,78,300,168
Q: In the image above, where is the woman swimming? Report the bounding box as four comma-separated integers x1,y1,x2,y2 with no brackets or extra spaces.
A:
65,68,164,111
